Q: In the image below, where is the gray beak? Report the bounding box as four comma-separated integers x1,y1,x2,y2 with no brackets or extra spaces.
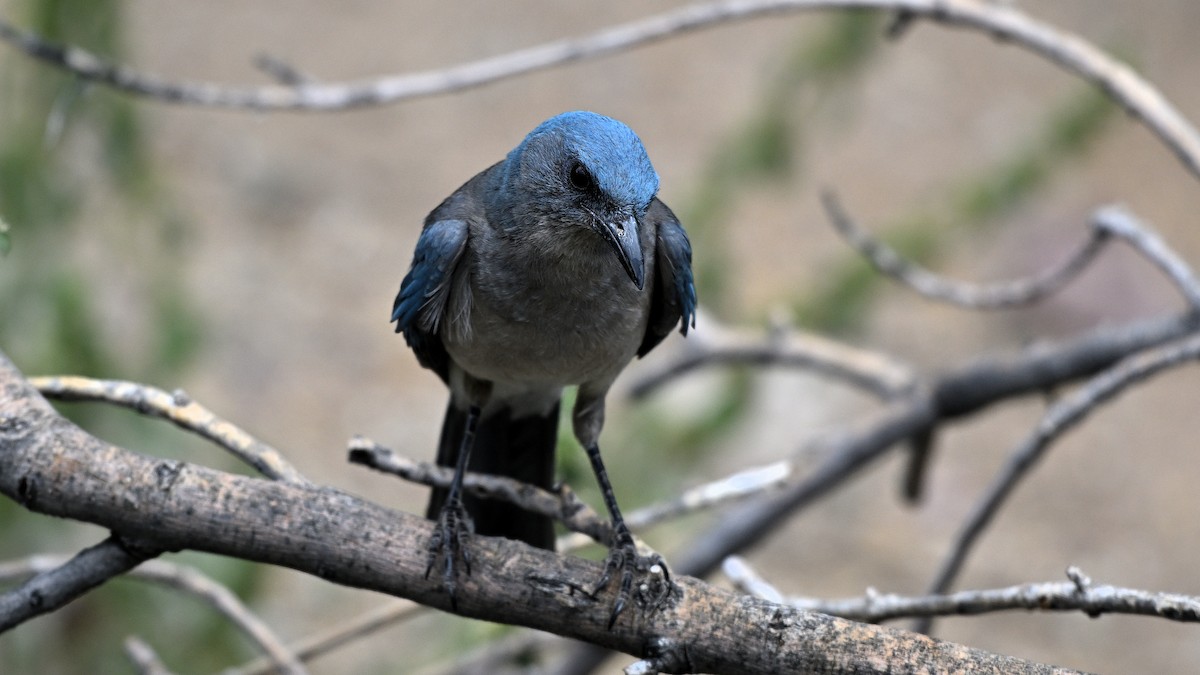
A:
600,214,645,290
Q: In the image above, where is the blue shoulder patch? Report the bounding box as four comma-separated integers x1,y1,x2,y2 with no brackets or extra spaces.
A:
392,219,469,380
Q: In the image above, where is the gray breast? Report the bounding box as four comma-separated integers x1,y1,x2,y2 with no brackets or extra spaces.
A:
443,224,655,388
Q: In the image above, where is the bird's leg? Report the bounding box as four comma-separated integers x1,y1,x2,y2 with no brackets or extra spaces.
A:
585,441,672,629
425,404,480,611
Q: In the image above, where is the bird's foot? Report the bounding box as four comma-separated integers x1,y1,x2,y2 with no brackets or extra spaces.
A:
593,523,673,629
425,500,474,611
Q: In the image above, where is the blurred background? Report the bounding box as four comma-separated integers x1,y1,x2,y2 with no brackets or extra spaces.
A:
2,1,1199,672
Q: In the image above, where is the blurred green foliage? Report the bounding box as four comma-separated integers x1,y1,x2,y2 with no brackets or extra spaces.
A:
0,2,256,672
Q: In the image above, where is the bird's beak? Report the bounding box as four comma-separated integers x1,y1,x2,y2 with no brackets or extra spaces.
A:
600,214,645,290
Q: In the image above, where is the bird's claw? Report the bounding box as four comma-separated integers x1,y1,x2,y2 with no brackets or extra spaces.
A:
425,500,474,610
594,525,673,629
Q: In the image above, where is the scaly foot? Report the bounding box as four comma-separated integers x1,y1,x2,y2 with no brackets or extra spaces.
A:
425,498,473,610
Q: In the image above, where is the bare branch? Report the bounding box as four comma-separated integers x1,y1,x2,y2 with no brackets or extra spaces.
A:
561,459,794,554
726,557,1200,624
820,191,1111,309
30,375,308,485
350,435,798,556
629,311,915,400
229,601,423,675
674,311,1200,582
1092,205,1200,312
2,554,307,674
920,332,1200,633
0,351,1078,674
348,437,612,544
0,536,158,633
0,1,1197,182
123,636,174,675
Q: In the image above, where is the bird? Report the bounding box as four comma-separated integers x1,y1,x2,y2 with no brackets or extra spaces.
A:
391,110,695,625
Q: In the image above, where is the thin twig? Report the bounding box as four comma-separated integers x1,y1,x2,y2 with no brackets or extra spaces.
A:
725,557,1200,623
919,332,1200,633
0,536,157,633
1,554,306,675
124,636,174,675
416,629,561,675
559,459,795,554
0,1,1197,182
30,375,308,485
1092,205,1200,312
820,191,1111,309
348,437,612,543
228,600,424,675
629,311,915,400
350,436,798,554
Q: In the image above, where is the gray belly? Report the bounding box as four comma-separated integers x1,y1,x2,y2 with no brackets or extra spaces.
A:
444,289,647,387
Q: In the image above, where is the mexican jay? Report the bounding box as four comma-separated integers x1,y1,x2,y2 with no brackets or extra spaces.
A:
392,110,695,623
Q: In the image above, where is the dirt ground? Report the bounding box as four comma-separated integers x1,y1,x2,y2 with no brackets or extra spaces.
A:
5,1,1200,673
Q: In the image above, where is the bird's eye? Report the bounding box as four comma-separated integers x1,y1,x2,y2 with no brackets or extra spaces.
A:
568,162,593,191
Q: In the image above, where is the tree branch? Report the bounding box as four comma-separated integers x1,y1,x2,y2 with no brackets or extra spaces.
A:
920,332,1200,632
820,191,1112,309
0,1,1197,182
2,555,306,673
628,311,915,400
0,535,158,633
724,557,1200,624
227,600,423,675
31,375,308,485
123,636,174,675
0,351,1078,674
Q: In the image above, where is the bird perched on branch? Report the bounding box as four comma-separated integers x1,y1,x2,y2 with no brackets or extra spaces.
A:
391,111,695,625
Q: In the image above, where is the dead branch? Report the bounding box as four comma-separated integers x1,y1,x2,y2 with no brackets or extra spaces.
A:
2,554,305,674
31,375,307,485
725,557,1200,623
820,191,1111,309
921,332,1200,629
0,350,1077,674
0,536,159,632
0,1,1197,183
629,311,915,400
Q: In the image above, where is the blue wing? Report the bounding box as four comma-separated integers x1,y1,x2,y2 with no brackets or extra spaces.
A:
638,199,696,357
391,219,469,383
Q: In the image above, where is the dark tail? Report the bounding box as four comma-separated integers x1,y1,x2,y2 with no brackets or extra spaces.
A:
426,401,559,550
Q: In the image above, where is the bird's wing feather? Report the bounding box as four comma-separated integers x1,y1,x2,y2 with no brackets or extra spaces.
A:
638,199,696,357
392,218,469,382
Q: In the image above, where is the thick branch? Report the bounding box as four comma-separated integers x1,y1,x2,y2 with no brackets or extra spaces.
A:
0,352,1074,674
0,536,157,632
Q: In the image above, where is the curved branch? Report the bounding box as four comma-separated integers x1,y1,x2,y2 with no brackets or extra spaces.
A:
922,332,1200,618
820,191,1112,309
124,636,174,675
31,375,308,485
0,351,1074,674
1,1,1197,181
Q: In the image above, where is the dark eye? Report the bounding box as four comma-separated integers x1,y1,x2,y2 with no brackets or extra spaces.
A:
568,161,593,191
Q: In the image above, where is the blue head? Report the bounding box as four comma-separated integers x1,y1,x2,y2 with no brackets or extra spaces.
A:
496,111,660,289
